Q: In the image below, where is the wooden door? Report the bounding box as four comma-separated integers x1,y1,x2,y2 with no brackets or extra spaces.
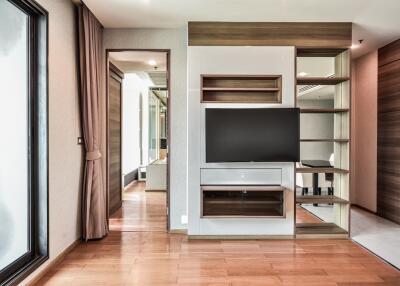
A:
108,63,124,215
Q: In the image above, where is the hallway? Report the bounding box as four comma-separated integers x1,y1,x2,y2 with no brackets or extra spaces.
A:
109,181,167,232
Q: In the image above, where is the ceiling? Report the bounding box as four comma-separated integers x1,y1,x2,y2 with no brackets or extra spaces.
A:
109,51,167,72
83,0,400,58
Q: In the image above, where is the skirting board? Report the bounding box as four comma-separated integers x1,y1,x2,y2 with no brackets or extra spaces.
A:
25,239,80,286
124,169,138,187
145,189,166,192
188,235,294,240
351,203,377,215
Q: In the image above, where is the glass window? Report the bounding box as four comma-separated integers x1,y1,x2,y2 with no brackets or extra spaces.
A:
0,0,30,271
0,0,48,284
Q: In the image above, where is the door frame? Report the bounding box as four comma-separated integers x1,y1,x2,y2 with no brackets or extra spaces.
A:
105,49,171,231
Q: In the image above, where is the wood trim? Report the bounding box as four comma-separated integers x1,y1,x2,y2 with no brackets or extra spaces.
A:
109,62,124,80
300,139,349,143
300,108,349,113
26,240,80,286
188,22,352,47
297,77,350,85
297,195,349,204
296,167,349,174
297,48,347,57
105,49,171,231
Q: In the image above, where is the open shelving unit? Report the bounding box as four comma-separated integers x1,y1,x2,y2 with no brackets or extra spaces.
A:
295,47,351,238
201,185,286,218
201,75,282,103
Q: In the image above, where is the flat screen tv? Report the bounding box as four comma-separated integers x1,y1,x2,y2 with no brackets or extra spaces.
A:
205,108,300,162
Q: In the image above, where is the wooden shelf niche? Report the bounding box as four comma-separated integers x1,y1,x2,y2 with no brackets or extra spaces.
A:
201,185,285,218
201,75,282,103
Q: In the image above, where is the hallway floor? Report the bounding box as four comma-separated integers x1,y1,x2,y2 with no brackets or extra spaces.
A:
109,181,167,232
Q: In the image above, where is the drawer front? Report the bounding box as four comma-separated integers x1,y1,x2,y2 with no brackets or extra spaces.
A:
200,168,282,185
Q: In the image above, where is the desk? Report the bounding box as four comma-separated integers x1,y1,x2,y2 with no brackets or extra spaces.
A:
301,160,333,206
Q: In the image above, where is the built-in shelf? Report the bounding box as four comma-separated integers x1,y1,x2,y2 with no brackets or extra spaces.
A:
201,185,285,217
296,167,349,174
202,87,280,92
300,108,349,114
295,47,351,239
297,77,350,85
297,48,348,57
300,139,349,143
296,223,348,239
201,75,282,103
296,195,349,204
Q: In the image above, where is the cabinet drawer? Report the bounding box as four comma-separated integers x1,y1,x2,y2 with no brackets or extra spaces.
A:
200,168,282,185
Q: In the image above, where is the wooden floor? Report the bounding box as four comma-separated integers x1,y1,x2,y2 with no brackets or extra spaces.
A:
36,233,400,286
34,187,400,285
109,181,167,232
296,205,323,224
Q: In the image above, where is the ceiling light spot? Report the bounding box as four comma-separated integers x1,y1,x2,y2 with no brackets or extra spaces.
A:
148,59,157,66
298,72,308,77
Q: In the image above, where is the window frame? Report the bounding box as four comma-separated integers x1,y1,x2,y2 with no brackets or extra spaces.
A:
0,0,49,285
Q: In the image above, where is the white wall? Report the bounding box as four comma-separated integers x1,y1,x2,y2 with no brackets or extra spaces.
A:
23,0,83,284
351,51,378,211
188,46,296,236
104,28,188,230
300,100,334,161
122,73,151,178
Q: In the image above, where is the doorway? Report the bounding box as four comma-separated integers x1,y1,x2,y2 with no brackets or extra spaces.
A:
106,49,170,232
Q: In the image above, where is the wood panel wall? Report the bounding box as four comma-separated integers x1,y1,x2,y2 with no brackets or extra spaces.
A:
108,63,124,216
188,22,352,47
378,39,400,224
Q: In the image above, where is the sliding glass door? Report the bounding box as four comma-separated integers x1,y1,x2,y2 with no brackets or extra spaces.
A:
0,0,48,284
0,0,30,273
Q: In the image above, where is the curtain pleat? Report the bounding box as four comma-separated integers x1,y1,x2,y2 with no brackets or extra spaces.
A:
78,4,108,240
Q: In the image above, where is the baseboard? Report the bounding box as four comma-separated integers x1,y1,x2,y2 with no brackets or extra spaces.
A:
25,239,81,286
351,203,377,215
169,229,188,234
145,189,166,192
124,169,138,187
188,235,294,240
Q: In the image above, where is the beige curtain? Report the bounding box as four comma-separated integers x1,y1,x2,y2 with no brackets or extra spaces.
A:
78,4,108,240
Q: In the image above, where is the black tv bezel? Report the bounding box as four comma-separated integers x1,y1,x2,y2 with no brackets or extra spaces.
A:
205,108,300,163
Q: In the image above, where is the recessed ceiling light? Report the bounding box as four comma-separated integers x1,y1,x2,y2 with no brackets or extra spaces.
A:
298,72,308,77
351,39,364,49
148,59,157,66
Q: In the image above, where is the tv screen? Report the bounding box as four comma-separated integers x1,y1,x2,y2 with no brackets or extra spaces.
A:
205,108,300,162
